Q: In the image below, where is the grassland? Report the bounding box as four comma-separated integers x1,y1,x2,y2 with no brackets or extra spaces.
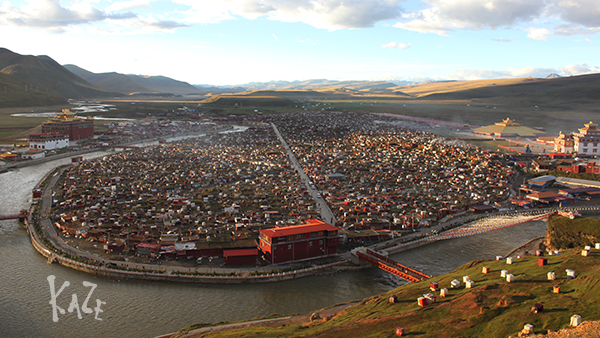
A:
170,215,600,338
546,215,600,250
0,72,66,108
175,248,600,338
0,105,64,139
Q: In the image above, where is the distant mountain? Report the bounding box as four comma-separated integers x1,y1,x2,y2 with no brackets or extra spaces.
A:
544,73,562,79
64,64,153,94
400,73,600,104
193,84,247,93
64,64,202,96
238,79,402,91
126,74,202,96
0,48,120,100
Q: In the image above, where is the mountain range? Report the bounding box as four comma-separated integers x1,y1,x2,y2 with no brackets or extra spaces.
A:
1,47,599,110
64,64,204,96
0,48,120,103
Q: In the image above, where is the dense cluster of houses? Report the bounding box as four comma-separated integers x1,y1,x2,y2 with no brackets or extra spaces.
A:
51,111,520,266
511,175,600,208
248,112,515,230
52,124,327,265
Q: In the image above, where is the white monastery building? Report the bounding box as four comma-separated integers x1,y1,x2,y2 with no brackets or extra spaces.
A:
573,121,600,156
29,133,70,150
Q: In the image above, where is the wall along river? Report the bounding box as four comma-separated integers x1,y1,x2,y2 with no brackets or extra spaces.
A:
0,152,547,338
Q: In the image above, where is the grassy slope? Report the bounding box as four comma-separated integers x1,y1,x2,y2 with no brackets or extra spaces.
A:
546,215,600,250
399,78,538,98
0,72,66,108
410,74,600,106
186,250,600,338
179,215,600,338
200,95,296,107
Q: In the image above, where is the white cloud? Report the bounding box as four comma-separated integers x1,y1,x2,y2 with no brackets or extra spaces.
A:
446,64,600,81
559,63,600,76
395,0,545,36
450,67,554,80
0,0,193,34
547,0,600,28
393,0,600,38
552,23,600,36
0,0,134,31
492,37,512,42
526,27,551,40
105,0,153,13
173,0,403,30
382,42,411,49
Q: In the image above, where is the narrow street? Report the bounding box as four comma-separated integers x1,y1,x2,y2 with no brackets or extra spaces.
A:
270,123,337,225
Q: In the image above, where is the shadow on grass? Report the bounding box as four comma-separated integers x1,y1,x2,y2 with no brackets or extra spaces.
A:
543,308,567,313
403,331,427,336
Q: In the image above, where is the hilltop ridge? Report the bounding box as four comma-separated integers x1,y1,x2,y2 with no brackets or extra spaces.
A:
0,47,120,100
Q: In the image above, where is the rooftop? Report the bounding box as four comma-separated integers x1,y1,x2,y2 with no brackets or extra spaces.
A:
260,219,339,238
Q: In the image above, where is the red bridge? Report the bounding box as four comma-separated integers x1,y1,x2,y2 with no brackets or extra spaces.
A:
357,248,431,283
0,210,28,221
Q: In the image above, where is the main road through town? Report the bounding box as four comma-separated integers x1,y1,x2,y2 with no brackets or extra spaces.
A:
271,123,337,225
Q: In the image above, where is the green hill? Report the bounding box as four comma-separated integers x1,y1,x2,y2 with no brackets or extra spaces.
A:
546,215,600,251
0,72,66,107
173,216,600,338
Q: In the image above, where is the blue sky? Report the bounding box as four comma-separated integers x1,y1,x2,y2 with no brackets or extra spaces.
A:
1,0,599,86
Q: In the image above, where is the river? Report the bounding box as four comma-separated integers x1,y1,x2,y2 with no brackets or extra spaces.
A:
0,153,548,338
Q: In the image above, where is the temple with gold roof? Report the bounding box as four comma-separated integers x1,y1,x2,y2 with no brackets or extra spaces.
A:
473,118,546,138
41,109,94,141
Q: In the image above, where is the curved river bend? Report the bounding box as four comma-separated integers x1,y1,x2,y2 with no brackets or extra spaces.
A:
0,154,547,338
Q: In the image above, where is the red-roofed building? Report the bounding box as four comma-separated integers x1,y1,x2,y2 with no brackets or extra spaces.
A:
136,242,162,256
258,219,340,264
42,109,94,141
223,248,258,266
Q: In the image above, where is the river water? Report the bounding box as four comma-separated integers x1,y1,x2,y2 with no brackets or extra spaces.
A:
0,154,548,338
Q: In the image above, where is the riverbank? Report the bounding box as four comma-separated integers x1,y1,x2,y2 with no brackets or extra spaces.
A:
158,235,553,337
505,236,546,258
162,301,360,338
28,154,594,283
26,145,361,283
163,246,600,338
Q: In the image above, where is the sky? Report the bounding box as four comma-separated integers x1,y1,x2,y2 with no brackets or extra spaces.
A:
1,0,600,86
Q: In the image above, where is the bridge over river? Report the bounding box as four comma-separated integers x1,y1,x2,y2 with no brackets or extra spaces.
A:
356,248,431,283
353,207,599,282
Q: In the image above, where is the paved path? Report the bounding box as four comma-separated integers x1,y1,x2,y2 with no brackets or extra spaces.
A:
271,123,336,225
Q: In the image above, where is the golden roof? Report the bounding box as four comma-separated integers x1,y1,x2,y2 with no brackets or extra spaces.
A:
578,121,600,134
473,118,546,137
